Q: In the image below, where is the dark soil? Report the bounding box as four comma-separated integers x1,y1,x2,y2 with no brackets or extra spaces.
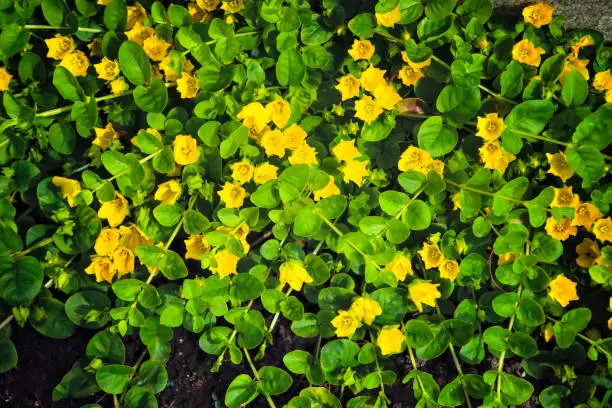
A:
0,316,544,408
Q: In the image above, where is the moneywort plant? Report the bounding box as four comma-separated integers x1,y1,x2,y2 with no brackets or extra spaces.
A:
0,0,611,407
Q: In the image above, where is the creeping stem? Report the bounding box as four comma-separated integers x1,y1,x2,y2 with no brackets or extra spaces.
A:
24,24,105,33
449,344,473,408
243,348,277,408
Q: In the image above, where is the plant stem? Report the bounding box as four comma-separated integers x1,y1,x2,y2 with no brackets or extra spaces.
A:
407,346,430,399
268,288,293,334
544,315,612,358
369,332,389,403
377,185,425,237
0,279,54,331
11,237,54,259
449,345,473,408
243,348,276,408
496,285,522,399
508,128,572,147
24,24,105,33
119,349,148,403
446,179,525,205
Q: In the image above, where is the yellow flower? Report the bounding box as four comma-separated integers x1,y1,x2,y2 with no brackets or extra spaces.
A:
349,297,382,325
0,68,11,91
419,160,445,177
498,252,516,266
544,325,553,342
283,124,308,150
197,0,220,11
176,73,200,98
354,95,383,124
376,6,401,28
452,192,462,211
333,139,361,163
221,0,244,13
288,142,318,166
88,38,103,57
341,159,369,186
546,152,574,182
593,218,612,243
348,39,375,61
173,135,200,165
143,35,171,61
85,257,116,284
231,160,254,185
112,247,135,278
572,203,603,229
266,98,291,129
439,259,459,282
377,328,406,355
561,56,590,85
476,113,506,141
94,57,120,81
479,140,515,174
189,3,210,23
548,274,579,307
522,2,554,28
238,102,270,133
119,225,153,250
125,22,155,46
45,35,74,60
335,74,361,101
401,52,432,70
331,310,362,337
126,2,147,30
253,162,278,185
398,64,424,87
372,82,402,110
279,260,313,291
98,192,130,227
184,234,211,260
551,187,580,209
418,243,444,269
545,217,577,241
512,39,545,67
593,70,612,91
59,51,90,77
398,146,432,172
570,35,594,57
385,253,413,281
110,78,129,94
576,238,602,269
218,182,247,208
313,176,340,201
94,228,120,256
154,180,182,205
52,176,82,207
92,123,119,151
216,224,250,254
360,65,386,92
606,90,612,103
98,0,110,5
210,249,240,279
409,282,442,312
260,129,285,157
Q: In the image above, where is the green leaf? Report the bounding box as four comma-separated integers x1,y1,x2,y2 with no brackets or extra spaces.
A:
456,0,493,23
153,204,183,227
438,377,465,406
540,54,565,83
398,171,426,194
572,105,612,150
0,24,30,57
199,326,232,354
160,250,189,280
436,85,481,124
258,366,293,395
492,177,528,216
404,39,432,63
284,350,313,374
361,114,395,142
134,360,168,393
49,121,76,155
500,61,524,98
124,387,157,408
425,0,455,19
561,308,591,332
404,320,434,348
565,145,604,182
348,13,376,39
451,54,486,89
198,65,234,92
118,41,152,86
561,69,588,106
95,364,133,394
530,232,563,263
499,373,534,405
483,326,509,351
539,385,570,408
65,291,111,329
225,374,257,408
53,66,85,102
134,77,168,113
417,116,458,157
320,339,360,374
168,4,192,27
503,100,555,150
86,331,125,364
457,253,487,288
232,274,264,302
508,332,538,358
0,337,18,373
103,0,127,31
112,279,144,301
0,257,43,306
294,207,322,237
42,0,68,26
379,191,410,216
516,298,545,326
402,200,431,230
277,49,305,86
492,292,519,318
29,297,76,339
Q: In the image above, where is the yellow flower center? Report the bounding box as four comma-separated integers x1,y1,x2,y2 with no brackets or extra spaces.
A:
486,121,497,132
557,191,573,205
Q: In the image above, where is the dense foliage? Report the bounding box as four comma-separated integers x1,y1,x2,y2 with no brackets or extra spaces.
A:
0,0,611,407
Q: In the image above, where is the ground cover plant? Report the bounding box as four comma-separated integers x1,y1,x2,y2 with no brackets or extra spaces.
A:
0,0,611,406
